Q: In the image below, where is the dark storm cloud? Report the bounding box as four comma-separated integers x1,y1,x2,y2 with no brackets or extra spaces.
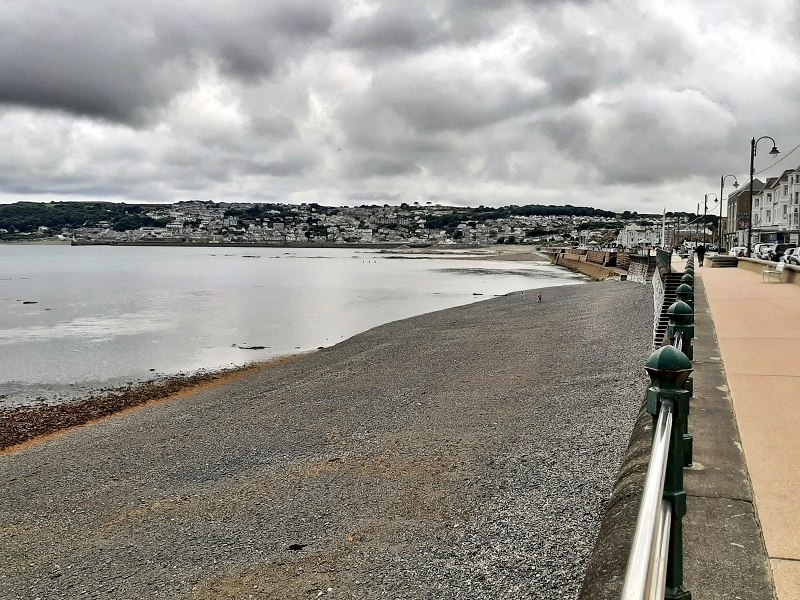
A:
0,0,335,122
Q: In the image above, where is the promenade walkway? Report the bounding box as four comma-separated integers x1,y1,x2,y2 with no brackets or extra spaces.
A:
699,262,800,599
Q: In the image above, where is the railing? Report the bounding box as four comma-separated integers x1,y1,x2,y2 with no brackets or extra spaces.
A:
622,261,694,600
621,400,674,599
652,267,665,348
673,331,683,354
656,248,673,275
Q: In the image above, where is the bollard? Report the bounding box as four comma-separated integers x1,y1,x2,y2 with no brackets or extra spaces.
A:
667,300,695,466
675,283,694,312
679,273,694,288
685,265,694,278
645,345,693,600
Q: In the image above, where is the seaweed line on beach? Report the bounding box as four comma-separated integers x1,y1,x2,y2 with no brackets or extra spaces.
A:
0,355,304,452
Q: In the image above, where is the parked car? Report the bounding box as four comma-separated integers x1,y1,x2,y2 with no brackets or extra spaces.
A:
756,243,775,260
780,247,800,264
778,248,796,263
729,246,747,257
768,243,796,262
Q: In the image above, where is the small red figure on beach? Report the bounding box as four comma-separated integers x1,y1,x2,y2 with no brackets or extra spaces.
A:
538,291,543,303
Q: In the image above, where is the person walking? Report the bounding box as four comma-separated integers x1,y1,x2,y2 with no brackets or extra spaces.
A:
696,243,706,267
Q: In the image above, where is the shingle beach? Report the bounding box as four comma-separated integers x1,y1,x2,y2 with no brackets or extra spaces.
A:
0,280,652,599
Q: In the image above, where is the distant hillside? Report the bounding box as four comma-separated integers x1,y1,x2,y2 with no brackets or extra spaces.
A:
0,202,167,233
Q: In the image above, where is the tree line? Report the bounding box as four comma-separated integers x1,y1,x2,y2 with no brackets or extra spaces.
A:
0,202,167,233
424,204,617,230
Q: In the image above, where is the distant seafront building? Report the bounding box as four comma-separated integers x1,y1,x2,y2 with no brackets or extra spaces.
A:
616,224,662,248
726,165,800,247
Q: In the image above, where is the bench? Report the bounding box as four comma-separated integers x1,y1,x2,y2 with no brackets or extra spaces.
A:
763,261,786,282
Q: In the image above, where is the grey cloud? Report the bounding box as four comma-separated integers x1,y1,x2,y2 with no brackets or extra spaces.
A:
243,143,323,178
537,86,738,185
0,1,336,122
347,191,402,202
2,1,800,214
250,115,298,139
343,155,422,178
218,46,273,82
357,65,543,134
536,35,607,105
338,3,444,51
247,158,312,177
270,3,335,37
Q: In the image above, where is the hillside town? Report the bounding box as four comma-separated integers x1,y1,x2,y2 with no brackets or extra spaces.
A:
1,200,713,249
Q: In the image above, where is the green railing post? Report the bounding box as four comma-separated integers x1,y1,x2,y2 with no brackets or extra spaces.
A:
667,300,694,360
645,346,693,600
679,272,694,288
667,300,695,466
675,283,694,314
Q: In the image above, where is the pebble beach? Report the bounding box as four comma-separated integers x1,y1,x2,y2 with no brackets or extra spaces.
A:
0,280,652,599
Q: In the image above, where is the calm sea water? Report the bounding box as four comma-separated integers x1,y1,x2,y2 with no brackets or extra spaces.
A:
0,245,586,407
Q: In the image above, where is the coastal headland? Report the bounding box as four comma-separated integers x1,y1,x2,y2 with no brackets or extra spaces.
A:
0,280,651,599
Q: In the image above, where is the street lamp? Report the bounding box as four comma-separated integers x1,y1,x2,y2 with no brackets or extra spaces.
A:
696,203,700,242
703,193,717,244
748,136,780,255
720,174,739,250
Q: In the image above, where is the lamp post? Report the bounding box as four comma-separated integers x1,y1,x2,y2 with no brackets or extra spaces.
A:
703,193,717,245
748,136,780,255
696,203,700,243
720,174,739,250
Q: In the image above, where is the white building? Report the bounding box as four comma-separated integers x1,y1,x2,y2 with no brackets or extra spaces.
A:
615,224,662,248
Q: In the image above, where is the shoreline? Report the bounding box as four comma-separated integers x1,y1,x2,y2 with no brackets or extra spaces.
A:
1,247,567,451
1,280,653,599
1,251,570,450
0,353,307,453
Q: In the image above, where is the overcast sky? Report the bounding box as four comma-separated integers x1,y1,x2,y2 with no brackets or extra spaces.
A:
2,0,800,213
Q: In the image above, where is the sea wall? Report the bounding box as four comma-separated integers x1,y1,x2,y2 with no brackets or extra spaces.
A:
547,249,658,282
549,252,625,280
626,255,656,284
735,256,800,284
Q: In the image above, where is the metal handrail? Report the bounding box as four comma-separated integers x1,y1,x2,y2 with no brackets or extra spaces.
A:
655,248,673,275
620,400,674,600
646,500,672,598
674,330,684,353
621,272,693,599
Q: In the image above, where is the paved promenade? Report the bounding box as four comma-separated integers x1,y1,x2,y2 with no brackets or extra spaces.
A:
699,262,800,599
